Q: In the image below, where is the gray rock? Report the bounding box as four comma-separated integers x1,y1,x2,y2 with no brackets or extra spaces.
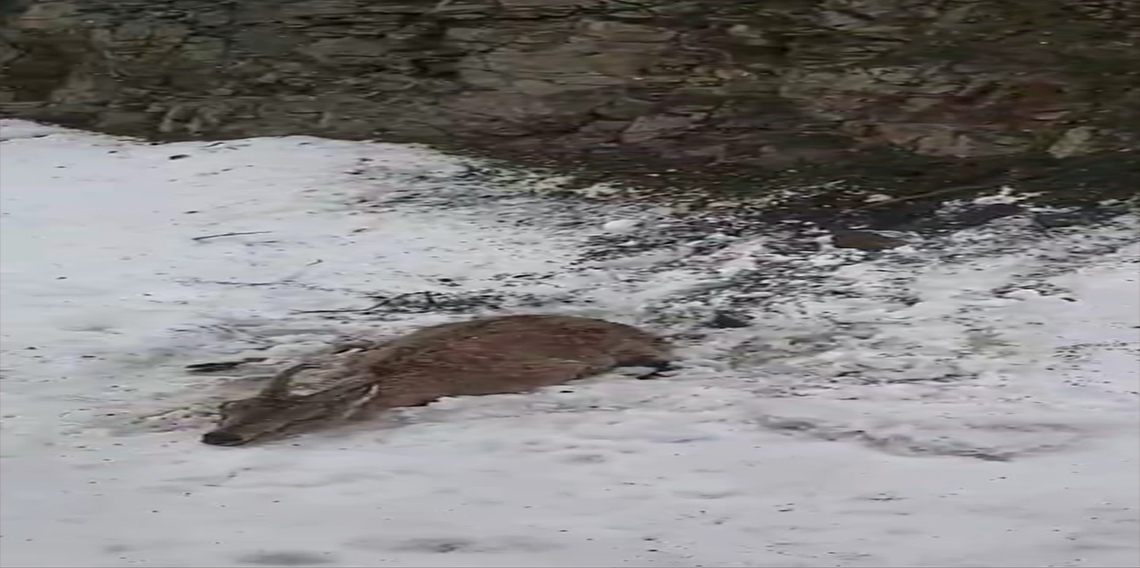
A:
1,0,1136,180
954,203,1023,227
831,230,907,251
709,311,752,329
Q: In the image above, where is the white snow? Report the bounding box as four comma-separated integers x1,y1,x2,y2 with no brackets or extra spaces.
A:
602,219,641,234
1,120,1137,568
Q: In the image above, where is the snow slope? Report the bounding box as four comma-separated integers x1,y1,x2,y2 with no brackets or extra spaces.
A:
1,120,1137,568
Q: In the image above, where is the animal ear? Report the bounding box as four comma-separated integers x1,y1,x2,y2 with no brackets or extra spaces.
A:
300,376,378,403
257,363,313,399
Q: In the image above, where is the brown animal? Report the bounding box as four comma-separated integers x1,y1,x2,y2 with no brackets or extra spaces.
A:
201,314,672,446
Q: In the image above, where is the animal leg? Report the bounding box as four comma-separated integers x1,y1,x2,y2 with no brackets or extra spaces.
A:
329,340,377,354
612,341,674,379
345,390,440,422
631,362,677,380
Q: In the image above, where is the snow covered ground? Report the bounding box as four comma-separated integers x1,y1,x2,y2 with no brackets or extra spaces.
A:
1,119,1137,568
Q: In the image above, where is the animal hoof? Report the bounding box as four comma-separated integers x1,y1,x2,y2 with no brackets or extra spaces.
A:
201,431,246,446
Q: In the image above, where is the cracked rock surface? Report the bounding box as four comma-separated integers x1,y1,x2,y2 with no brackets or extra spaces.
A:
1,0,1138,196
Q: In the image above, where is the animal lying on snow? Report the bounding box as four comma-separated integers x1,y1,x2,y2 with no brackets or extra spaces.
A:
202,314,673,446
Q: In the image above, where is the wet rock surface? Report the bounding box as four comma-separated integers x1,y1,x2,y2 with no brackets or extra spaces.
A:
1,0,1138,205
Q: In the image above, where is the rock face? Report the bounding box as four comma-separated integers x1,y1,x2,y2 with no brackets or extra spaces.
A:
2,0,1138,175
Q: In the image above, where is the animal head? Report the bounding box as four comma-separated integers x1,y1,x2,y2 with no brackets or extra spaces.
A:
201,364,377,446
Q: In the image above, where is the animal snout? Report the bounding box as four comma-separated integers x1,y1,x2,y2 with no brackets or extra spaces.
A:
201,431,247,446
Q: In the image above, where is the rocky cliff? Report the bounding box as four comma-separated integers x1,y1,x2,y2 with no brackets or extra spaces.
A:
2,0,1138,201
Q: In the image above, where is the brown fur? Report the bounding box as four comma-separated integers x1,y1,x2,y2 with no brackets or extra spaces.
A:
201,315,672,446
